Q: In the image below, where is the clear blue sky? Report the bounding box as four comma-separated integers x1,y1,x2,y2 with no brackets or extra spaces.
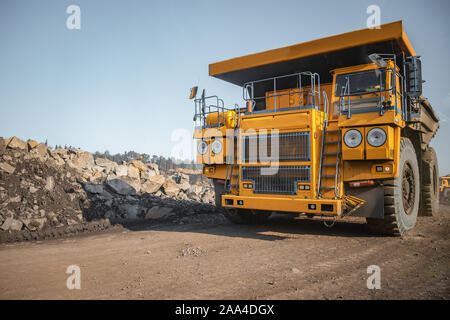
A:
0,0,449,172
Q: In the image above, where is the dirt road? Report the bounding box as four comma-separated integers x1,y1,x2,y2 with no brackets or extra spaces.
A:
1,206,449,300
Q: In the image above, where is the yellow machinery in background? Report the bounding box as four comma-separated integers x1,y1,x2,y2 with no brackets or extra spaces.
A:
191,21,440,236
441,176,450,203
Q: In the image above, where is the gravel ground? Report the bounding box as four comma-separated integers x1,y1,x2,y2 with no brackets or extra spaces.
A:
0,205,448,299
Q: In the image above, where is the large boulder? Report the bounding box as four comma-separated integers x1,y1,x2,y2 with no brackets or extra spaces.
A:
3,137,12,146
119,204,145,220
121,176,141,193
1,217,23,231
71,151,94,169
148,174,166,185
187,185,203,195
171,173,190,191
140,180,162,194
163,179,180,197
115,165,128,177
129,160,147,172
186,185,203,200
27,140,38,149
49,152,65,166
6,136,27,151
178,180,191,192
105,178,136,195
45,176,55,191
21,218,46,231
34,143,49,158
146,163,160,175
145,206,175,220
140,175,165,194
95,158,117,174
0,162,15,174
83,183,105,194
201,191,215,204
127,166,140,180
140,169,156,180
0,137,6,155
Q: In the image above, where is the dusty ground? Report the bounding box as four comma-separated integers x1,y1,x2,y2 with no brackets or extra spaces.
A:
1,206,449,300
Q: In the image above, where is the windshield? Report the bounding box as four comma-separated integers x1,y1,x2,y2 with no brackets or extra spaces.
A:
335,69,386,97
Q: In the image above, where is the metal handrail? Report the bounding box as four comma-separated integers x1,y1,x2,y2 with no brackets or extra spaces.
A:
193,95,236,128
243,72,321,112
334,128,341,198
317,90,329,198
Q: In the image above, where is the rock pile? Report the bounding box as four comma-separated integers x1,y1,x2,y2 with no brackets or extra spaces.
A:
0,136,221,242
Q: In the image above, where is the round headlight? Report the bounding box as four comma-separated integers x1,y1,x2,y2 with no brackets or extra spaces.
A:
197,140,208,155
367,128,386,147
211,140,223,154
343,129,362,148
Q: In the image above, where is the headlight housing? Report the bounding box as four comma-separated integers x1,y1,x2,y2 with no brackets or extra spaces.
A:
211,139,223,154
197,140,208,155
343,129,362,148
367,128,386,147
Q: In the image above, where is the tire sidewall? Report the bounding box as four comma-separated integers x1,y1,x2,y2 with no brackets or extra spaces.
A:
396,140,419,233
432,160,440,212
213,180,225,208
422,147,440,215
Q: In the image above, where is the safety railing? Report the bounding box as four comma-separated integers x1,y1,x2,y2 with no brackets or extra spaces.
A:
243,72,321,113
193,95,239,128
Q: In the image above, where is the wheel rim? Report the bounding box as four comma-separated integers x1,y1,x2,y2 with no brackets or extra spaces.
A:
402,162,416,215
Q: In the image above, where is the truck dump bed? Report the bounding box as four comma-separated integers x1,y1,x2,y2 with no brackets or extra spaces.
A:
210,21,415,85
411,96,440,149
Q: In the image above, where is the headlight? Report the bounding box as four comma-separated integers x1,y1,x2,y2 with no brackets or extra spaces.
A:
211,139,223,154
197,140,208,155
367,128,386,147
343,129,362,148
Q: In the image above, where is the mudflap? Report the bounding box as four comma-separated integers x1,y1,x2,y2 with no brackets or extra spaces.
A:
346,185,384,219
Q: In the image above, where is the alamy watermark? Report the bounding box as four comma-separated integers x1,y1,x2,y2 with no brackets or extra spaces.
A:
66,5,81,30
366,265,381,289
366,5,381,29
66,265,81,290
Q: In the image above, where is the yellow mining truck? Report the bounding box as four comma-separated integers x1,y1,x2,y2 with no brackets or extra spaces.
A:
440,176,450,203
191,21,440,235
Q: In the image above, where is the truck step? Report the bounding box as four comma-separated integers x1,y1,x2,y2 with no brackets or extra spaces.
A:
320,186,336,190
325,140,338,144
322,164,336,167
324,152,339,156
322,175,336,178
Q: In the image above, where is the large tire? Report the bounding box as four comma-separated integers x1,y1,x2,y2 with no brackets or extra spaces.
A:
367,138,420,236
213,180,226,208
420,147,439,216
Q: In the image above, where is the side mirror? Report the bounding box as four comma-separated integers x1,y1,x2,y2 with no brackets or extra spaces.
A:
189,86,198,100
405,56,423,98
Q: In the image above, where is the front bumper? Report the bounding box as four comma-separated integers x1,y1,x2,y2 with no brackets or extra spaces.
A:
221,195,343,216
